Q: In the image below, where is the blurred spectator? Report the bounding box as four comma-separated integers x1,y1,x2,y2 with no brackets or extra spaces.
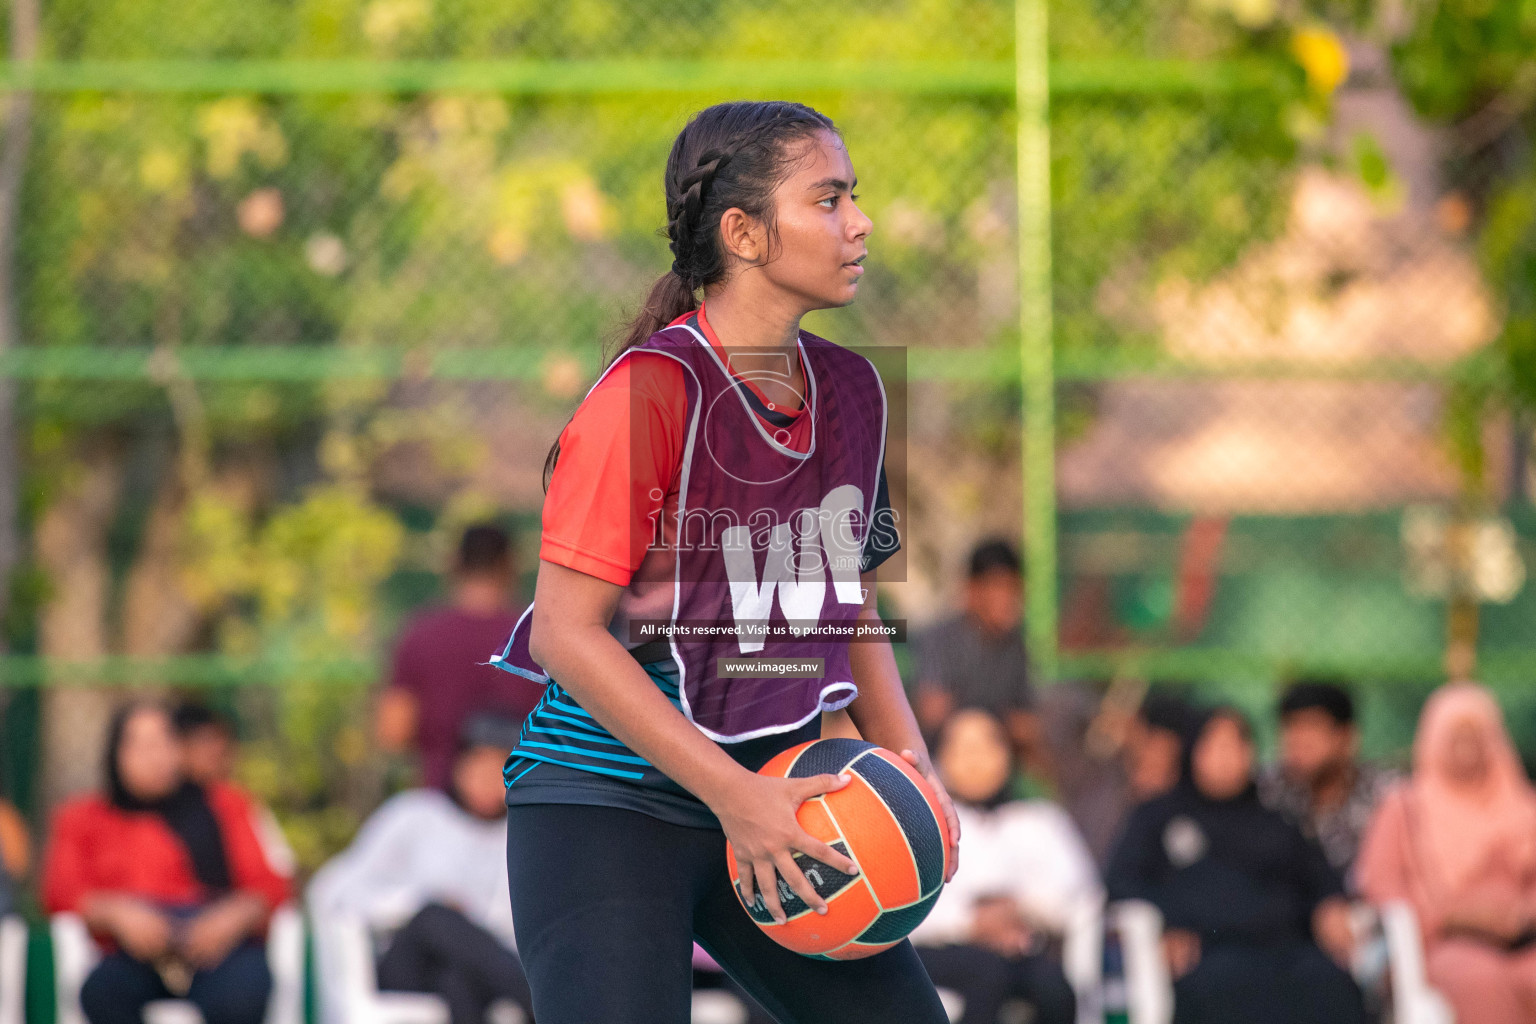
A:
173,701,297,883
1107,707,1364,1024
1356,682,1536,1024
375,523,540,790
0,798,28,917
913,539,1036,758
309,713,532,1024
910,708,1098,1024
1122,690,1194,802
1033,684,1194,869
1258,680,1398,883
1034,680,1134,869
43,702,291,1024
174,702,238,787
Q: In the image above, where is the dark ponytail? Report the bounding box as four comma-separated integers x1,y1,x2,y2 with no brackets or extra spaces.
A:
543,100,838,491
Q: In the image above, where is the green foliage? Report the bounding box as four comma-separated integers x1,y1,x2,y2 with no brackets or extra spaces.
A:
1384,0,1536,413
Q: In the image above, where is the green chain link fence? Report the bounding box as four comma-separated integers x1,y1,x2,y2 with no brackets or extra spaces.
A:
0,0,1525,862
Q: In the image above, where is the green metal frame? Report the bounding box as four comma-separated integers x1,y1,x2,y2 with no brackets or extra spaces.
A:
1016,0,1057,683
0,345,1458,382
0,57,1286,95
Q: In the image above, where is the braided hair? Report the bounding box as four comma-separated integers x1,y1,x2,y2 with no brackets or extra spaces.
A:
543,100,838,491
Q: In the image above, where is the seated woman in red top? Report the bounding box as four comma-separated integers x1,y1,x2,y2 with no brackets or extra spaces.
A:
43,701,291,1024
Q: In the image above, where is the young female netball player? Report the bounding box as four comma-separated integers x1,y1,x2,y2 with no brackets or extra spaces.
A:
492,100,961,1024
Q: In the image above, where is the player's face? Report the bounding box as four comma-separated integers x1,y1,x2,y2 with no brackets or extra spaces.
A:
758,130,873,310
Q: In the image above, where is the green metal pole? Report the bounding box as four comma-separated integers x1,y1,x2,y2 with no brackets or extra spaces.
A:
1017,0,1058,684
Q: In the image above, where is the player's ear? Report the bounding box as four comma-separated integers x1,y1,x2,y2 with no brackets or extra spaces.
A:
718,206,765,265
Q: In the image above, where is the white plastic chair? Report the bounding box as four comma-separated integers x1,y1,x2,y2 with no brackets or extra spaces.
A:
931,896,1105,1024
1110,900,1173,1024
312,913,456,1024
0,915,27,1024
1062,895,1106,1024
1110,898,1457,1024
316,915,741,1024
1377,901,1455,1024
52,906,304,1024
313,914,536,1024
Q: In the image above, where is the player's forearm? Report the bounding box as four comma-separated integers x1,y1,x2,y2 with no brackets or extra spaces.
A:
845,609,931,768
533,621,749,806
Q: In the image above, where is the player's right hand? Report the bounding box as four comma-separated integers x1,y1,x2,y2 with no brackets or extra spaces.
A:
715,770,860,925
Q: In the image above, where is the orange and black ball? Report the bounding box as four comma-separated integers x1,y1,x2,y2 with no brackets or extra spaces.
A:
726,738,952,960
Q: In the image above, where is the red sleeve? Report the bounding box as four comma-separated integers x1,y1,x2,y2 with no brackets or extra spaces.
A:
210,785,291,913
540,353,687,586
42,798,97,915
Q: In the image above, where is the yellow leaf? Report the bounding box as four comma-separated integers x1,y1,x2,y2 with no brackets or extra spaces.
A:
1291,26,1349,97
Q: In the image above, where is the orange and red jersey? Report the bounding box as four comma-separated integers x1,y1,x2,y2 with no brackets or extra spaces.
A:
539,304,813,587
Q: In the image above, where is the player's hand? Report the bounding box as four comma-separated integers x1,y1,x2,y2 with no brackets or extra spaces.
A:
899,749,961,883
716,770,860,925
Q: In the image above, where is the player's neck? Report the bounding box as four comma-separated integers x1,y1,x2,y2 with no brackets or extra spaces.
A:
699,286,803,354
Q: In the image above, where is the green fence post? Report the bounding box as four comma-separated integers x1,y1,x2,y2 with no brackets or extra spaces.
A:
1017,0,1057,683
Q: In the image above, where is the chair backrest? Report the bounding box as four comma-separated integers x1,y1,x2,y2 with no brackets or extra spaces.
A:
1061,897,1105,1024
0,916,28,1024
312,913,379,1024
50,914,101,1024
1109,900,1173,1024
265,906,305,1024
53,906,304,1024
1379,901,1456,1024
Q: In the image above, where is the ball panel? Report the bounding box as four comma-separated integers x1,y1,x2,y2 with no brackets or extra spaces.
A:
821,774,920,909
785,737,875,779
826,939,901,961
855,887,943,945
793,793,840,846
868,748,954,883
761,876,881,956
851,752,946,895
729,839,862,925
756,742,808,780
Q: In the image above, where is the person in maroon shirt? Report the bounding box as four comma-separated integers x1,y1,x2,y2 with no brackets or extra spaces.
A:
375,524,542,790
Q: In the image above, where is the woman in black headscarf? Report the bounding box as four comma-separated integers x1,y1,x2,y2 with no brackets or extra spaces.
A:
1105,706,1365,1024
42,701,290,1024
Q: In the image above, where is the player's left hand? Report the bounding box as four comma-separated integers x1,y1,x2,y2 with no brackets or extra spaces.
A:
899,748,960,883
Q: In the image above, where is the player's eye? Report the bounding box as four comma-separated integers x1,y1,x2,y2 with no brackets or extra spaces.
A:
818,195,838,208
850,193,860,202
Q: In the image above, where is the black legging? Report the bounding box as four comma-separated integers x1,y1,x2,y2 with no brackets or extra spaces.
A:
79,943,270,1024
505,802,950,1024
376,903,535,1024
